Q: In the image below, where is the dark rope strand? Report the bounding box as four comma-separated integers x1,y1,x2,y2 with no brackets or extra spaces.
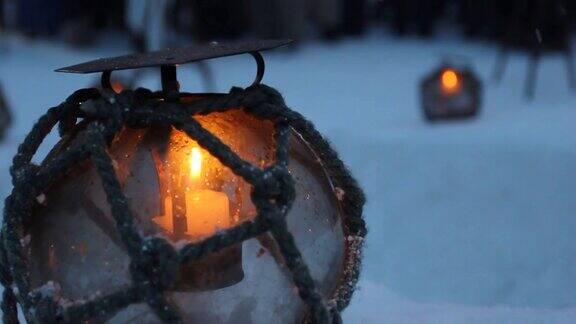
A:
274,118,291,168
1,288,18,324
34,144,89,193
87,124,143,257
284,109,366,235
11,88,99,177
178,216,270,264
144,290,182,324
87,125,182,323
268,216,330,323
0,239,18,324
165,110,265,184
11,104,66,177
3,192,35,308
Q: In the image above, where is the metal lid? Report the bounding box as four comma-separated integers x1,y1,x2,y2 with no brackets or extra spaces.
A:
56,39,293,74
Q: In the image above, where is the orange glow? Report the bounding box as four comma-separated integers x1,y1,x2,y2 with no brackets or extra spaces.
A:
154,140,230,239
441,69,459,93
112,82,124,93
190,147,202,180
185,189,230,238
184,146,229,237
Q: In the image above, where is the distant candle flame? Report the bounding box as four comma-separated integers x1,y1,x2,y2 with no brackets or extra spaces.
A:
112,82,124,93
441,69,459,93
190,147,202,180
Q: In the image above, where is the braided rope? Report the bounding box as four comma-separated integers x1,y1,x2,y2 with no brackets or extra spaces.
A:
0,84,366,323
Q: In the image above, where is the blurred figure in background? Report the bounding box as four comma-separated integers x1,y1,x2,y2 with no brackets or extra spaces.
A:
8,0,372,45
189,0,248,41
492,0,574,98
16,0,122,44
458,0,510,39
342,0,367,36
16,0,60,37
247,0,343,40
387,0,445,37
10,0,575,48
126,0,173,51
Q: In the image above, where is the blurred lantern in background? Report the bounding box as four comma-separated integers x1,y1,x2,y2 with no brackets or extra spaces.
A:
0,41,365,324
420,62,482,121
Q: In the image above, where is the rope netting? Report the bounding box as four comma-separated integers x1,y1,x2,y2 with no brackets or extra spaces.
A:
0,84,365,324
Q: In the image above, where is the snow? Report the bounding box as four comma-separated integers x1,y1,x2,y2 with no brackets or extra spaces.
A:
2,31,576,323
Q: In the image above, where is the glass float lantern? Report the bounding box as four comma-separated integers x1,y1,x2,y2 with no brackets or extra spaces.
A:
0,40,366,324
420,62,482,121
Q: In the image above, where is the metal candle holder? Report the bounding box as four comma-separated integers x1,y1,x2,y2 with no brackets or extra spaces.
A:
0,40,365,323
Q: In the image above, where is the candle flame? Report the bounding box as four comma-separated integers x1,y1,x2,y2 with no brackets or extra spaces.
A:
441,69,459,92
190,147,202,180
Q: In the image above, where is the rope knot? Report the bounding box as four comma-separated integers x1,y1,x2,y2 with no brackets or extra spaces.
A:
130,238,179,291
248,84,285,106
252,165,295,213
34,298,61,324
80,97,117,120
29,282,63,324
235,84,287,121
119,89,159,128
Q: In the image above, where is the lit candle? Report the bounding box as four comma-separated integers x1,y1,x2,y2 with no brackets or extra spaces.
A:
184,147,230,238
153,147,231,238
441,69,460,95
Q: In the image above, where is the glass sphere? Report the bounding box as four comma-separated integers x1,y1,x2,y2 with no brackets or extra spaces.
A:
28,108,346,323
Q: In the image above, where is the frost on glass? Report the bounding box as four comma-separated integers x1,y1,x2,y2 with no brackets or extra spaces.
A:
28,109,345,323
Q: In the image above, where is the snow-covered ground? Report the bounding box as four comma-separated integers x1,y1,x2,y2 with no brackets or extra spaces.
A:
1,32,576,323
